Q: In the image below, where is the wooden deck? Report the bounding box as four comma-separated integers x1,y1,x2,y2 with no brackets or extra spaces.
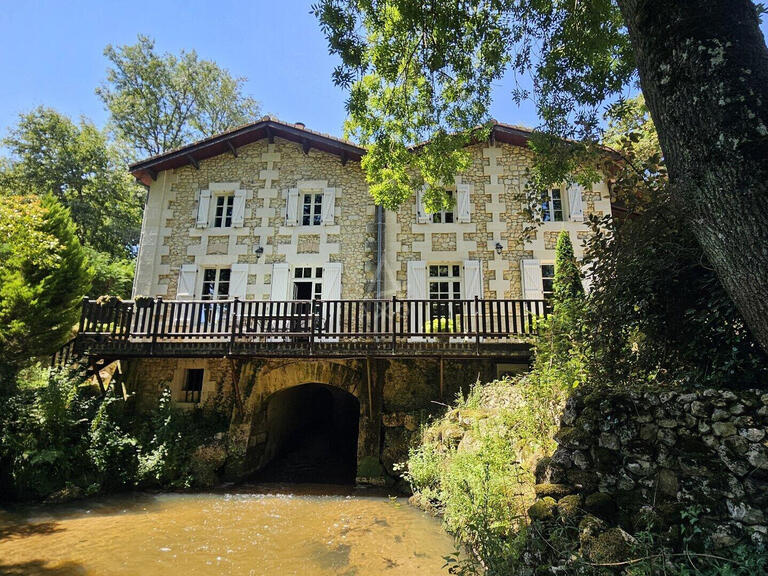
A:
61,297,548,363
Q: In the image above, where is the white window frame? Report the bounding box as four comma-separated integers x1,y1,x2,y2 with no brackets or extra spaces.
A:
428,263,463,300
301,192,323,226
292,266,324,300
212,193,235,228
541,262,555,302
542,188,568,222
431,190,455,224
200,267,232,300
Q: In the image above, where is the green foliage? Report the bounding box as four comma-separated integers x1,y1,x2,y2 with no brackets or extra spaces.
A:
424,315,463,334
0,195,92,376
553,230,584,310
85,247,135,298
583,193,768,388
0,107,144,260
313,0,635,207
0,371,232,502
98,35,261,157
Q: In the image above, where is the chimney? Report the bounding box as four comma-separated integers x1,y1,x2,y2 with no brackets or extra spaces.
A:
294,122,305,129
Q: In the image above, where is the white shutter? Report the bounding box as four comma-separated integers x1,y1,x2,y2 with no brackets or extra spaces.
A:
196,190,211,228
568,184,584,222
321,187,336,225
407,260,427,336
406,260,427,299
321,262,343,299
270,263,290,300
286,188,299,226
232,189,246,227
416,187,430,224
177,264,197,299
463,260,483,299
229,263,248,299
456,184,471,223
521,259,544,300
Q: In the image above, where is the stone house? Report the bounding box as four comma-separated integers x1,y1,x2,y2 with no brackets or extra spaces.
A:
69,117,613,483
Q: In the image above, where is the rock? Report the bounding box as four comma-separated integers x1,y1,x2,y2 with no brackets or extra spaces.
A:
584,492,614,517
587,527,637,564
534,483,574,500
698,421,712,434
710,525,739,549
690,401,710,418
534,457,552,484
617,471,636,491
713,421,737,437
556,494,583,521
626,459,655,477
657,469,679,497
550,449,574,470
572,450,590,469
712,408,730,422
599,433,619,451
730,403,745,416
740,428,766,443
747,447,768,470
727,500,765,525
658,428,677,447
528,497,557,521
640,423,658,441
578,514,606,554
658,419,677,429
566,469,599,492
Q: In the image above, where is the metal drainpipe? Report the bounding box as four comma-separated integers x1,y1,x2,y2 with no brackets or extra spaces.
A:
375,204,384,299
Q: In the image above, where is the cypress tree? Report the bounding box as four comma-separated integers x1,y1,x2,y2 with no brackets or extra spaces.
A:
553,230,584,312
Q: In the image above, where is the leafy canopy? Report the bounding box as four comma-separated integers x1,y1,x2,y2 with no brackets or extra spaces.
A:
97,35,261,157
313,0,636,209
0,195,92,374
0,107,144,261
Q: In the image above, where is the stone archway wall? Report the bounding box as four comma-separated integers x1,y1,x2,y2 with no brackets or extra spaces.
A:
228,359,382,481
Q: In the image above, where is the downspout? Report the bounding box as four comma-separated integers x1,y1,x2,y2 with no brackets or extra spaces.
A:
375,204,384,299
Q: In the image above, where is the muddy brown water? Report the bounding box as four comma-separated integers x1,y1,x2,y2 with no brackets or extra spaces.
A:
0,485,458,576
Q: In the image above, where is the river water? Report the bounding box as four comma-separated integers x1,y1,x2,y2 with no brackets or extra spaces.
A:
0,485,457,576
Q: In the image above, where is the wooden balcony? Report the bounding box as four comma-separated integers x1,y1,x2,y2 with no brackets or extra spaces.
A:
68,297,548,361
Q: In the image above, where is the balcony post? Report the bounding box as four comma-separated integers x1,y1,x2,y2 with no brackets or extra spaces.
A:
150,296,163,355
474,295,480,356
310,297,318,354
78,296,89,334
229,297,239,356
391,295,397,353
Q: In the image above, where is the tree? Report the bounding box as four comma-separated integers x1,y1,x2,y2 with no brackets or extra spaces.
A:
553,231,584,310
313,1,768,354
0,195,92,380
0,107,144,261
97,35,261,157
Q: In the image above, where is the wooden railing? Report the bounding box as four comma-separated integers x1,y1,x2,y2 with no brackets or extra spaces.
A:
76,297,548,354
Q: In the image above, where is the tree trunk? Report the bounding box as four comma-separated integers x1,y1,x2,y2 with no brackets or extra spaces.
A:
617,0,768,353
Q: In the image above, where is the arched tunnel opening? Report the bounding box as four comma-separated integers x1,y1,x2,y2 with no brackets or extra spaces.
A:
255,383,360,484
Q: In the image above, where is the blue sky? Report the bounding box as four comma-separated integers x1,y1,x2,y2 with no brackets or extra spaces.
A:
0,1,766,147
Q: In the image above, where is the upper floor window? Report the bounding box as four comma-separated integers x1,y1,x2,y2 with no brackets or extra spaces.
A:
214,194,234,228
432,190,455,224
428,264,462,300
201,268,231,300
293,266,323,300
541,264,555,301
302,193,323,226
542,189,564,222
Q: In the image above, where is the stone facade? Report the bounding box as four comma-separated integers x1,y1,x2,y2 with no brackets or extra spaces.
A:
527,386,768,565
133,137,375,302
383,142,612,300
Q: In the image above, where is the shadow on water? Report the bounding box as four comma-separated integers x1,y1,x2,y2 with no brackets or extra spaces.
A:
0,560,86,576
0,521,63,540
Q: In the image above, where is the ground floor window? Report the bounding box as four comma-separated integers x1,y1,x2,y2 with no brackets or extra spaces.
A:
541,264,555,302
201,268,231,300
183,368,204,403
428,264,462,300
293,266,323,300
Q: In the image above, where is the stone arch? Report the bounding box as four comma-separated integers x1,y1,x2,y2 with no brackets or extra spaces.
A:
233,359,379,482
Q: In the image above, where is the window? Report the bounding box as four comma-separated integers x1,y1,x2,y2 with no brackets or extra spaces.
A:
293,266,323,300
201,268,231,300
542,188,564,222
213,194,234,227
183,368,204,403
302,193,323,226
429,264,462,300
432,190,454,224
541,264,555,302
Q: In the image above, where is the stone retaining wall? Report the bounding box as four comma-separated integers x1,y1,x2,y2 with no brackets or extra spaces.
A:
531,387,768,554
